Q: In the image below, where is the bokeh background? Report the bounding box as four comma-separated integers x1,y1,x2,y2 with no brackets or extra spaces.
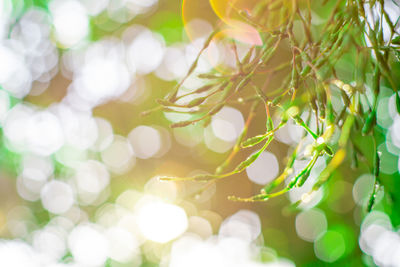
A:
0,0,400,266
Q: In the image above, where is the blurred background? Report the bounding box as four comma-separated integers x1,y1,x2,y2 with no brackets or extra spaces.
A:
0,0,399,266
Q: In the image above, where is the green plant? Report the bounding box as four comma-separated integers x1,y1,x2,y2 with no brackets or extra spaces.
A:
147,0,400,211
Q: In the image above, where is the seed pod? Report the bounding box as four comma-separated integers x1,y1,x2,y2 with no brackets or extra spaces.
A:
235,137,273,172
241,134,268,148
254,85,268,102
271,94,283,105
316,87,326,118
396,92,400,114
361,109,376,135
234,152,261,172
241,46,255,66
157,98,173,106
310,96,318,113
289,66,299,90
296,169,311,187
208,102,224,116
193,84,215,94
170,120,194,128
367,181,380,212
324,144,334,157
236,76,252,92
326,100,334,125
202,116,212,128
187,97,207,108
218,80,230,92
367,149,382,212
374,151,380,178
351,146,359,169
372,65,380,96
197,73,223,79
266,117,274,132
193,174,217,181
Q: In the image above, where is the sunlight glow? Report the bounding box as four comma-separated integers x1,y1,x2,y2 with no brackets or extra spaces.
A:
136,199,188,243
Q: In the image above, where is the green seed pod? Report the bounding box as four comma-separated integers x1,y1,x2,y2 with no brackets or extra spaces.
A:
289,66,299,90
301,62,312,76
235,137,273,172
193,84,215,94
326,100,335,125
271,94,283,105
253,84,268,102
367,181,380,212
296,169,311,187
197,73,223,79
322,144,334,157
266,117,274,132
316,87,326,118
241,134,269,148
310,96,318,113
372,65,380,96
367,151,381,212
395,92,400,114
361,109,376,135
374,151,380,178
236,76,252,92
218,81,230,92
208,102,224,116
234,153,260,172
193,174,216,181
241,47,255,66
202,116,212,128
187,97,207,108
351,146,359,169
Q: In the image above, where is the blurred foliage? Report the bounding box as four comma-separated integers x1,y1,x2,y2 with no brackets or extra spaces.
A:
0,0,400,266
